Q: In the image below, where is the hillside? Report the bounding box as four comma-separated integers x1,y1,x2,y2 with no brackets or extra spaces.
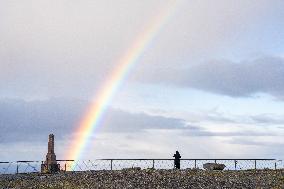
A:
1,168,284,189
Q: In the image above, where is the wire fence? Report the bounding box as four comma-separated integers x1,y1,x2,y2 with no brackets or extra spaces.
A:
0,159,283,174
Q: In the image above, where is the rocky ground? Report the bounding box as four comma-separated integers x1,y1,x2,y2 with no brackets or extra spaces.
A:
0,168,284,189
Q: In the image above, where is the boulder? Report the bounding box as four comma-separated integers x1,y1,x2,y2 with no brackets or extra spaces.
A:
203,163,226,170
122,167,141,171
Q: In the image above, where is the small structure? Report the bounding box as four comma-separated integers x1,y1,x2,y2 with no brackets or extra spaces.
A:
203,163,226,170
41,134,60,173
173,151,181,169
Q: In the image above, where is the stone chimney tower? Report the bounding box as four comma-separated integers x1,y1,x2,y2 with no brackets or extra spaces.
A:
46,134,56,164
41,134,60,173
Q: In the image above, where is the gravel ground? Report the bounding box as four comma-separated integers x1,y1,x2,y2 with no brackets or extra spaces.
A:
1,168,284,189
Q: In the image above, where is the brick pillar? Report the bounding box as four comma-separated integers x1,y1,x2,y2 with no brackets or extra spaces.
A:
46,134,57,165
41,134,60,173
48,134,54,154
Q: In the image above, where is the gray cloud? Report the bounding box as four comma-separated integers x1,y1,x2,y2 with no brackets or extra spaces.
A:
184,57,284,97
250,114,284,125
227,137,284,148
181,126,279,137
0,98,188,144
1,98,283,160
101,109,187,133
201,111,284,126
137,56,284,98
0,98,89,143
1,98,281,145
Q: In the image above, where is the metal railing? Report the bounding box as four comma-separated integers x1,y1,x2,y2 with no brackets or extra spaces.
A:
0,159,282,174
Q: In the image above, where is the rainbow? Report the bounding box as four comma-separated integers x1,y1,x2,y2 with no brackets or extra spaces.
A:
65,2,180,163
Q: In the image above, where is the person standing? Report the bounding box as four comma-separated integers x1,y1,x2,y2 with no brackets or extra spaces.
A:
173,151,181,169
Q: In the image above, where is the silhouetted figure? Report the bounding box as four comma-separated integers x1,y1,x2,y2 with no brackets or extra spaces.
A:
173,151,181,169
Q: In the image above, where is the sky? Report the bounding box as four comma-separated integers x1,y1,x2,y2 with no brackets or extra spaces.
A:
0,0,284,161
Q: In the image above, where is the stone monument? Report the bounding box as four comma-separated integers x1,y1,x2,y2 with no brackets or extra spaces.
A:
41,134,60,173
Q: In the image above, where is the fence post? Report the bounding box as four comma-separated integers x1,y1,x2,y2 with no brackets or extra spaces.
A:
194,160,197,169
275,162,277,170
214,159,217,163
110,160,113,170
254,160,257,170
152,160,155,169
234,160,237,170
16,162,19,174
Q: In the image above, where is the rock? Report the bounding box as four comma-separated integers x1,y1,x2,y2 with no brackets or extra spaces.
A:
203,163,226,170
122,167,141,171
